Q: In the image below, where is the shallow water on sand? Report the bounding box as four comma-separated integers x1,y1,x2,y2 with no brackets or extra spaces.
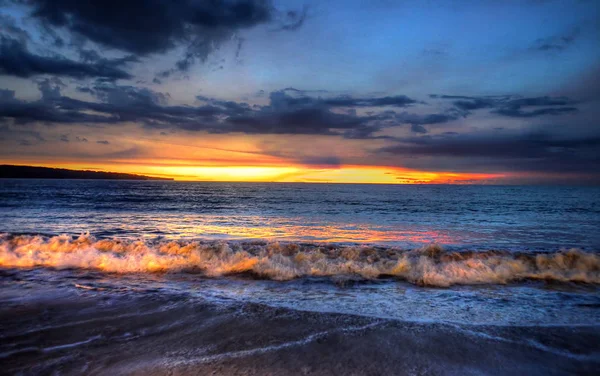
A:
2,266,599,326
1,278,599,375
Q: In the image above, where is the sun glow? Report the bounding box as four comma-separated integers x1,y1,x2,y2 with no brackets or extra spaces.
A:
154,166,302,182
1,160,502,184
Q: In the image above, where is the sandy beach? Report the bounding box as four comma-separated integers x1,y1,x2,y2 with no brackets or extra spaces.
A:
1,279,598,376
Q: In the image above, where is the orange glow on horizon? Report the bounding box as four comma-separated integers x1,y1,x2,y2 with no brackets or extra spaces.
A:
0,160,503,184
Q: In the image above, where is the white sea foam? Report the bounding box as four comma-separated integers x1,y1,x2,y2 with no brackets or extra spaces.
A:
1,233,598,286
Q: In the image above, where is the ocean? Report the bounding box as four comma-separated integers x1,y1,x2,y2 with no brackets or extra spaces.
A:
1,180,599,374
2,180,600,249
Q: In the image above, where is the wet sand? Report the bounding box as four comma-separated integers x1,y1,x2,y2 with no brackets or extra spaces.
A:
1,284,599,376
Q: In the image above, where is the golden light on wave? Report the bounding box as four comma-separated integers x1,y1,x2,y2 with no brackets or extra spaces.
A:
2,234,599,285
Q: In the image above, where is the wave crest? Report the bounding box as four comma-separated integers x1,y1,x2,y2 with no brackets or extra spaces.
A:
1,234,598,286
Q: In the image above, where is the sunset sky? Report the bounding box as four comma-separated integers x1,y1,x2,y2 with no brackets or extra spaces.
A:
1,0,599,183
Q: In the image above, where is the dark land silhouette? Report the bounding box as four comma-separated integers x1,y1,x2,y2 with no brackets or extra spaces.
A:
0,165,172,180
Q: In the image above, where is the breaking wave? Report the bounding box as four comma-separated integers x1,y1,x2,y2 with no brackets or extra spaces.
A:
0,233,598,286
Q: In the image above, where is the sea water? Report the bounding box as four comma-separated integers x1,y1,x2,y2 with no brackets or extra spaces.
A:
1,180,599,325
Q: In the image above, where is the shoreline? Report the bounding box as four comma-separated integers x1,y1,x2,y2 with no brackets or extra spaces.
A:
1,283,599,375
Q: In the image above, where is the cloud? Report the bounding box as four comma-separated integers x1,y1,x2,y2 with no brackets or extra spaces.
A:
37,77,65,101
0,37,133,79
431,94,579,118
26,0,271,53
378,131,600,174
0,14,30,43
410,124,428,133
0,123,45,146
54,133,87,143
0,82,122,124
493,106,577,118
322,95,417,108
0,83,426,137
530,28,580,52
299,155,341,167
492,96,578,118
267,88,416,108
219,90,422,136
13,0,304,76
271,6,308,31
395,110,462,126
0,82,582,144
224,106,369,135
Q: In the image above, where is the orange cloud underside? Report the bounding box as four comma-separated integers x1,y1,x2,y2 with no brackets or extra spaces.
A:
1,159,502,184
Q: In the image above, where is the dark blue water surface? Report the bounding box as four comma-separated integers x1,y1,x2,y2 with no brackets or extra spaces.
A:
1,179,598,250
1,179,600,326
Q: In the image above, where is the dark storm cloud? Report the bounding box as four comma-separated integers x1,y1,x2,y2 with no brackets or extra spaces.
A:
431,94,579,118
378,132,600,174
221,91,370,135
430,94,507,112
411,124,427,134
0,37,133,79
0,14,30,43
394,111,462,126
491,96,578,118
196,95,252,115
219,89,422,136
493,106,578,118
226,107,370,135
0,89,17,103
0,83,435,136
264,88,417,108
78,49,140,68
321,95,417,108
37,77,64,101
1,80,580,141
504,97,575,107
24,0,272,54
60,85,223,127
0,81,238,128
271,88,415,108
0,85,118,124
10,0,303,76
453,98,497,111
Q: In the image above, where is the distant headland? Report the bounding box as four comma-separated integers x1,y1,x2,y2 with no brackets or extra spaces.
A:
0,165,173,180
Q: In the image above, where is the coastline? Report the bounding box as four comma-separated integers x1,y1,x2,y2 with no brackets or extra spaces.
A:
1,282,598,376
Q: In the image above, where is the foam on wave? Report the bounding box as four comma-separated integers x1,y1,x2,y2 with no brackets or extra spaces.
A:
1,233,598,286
